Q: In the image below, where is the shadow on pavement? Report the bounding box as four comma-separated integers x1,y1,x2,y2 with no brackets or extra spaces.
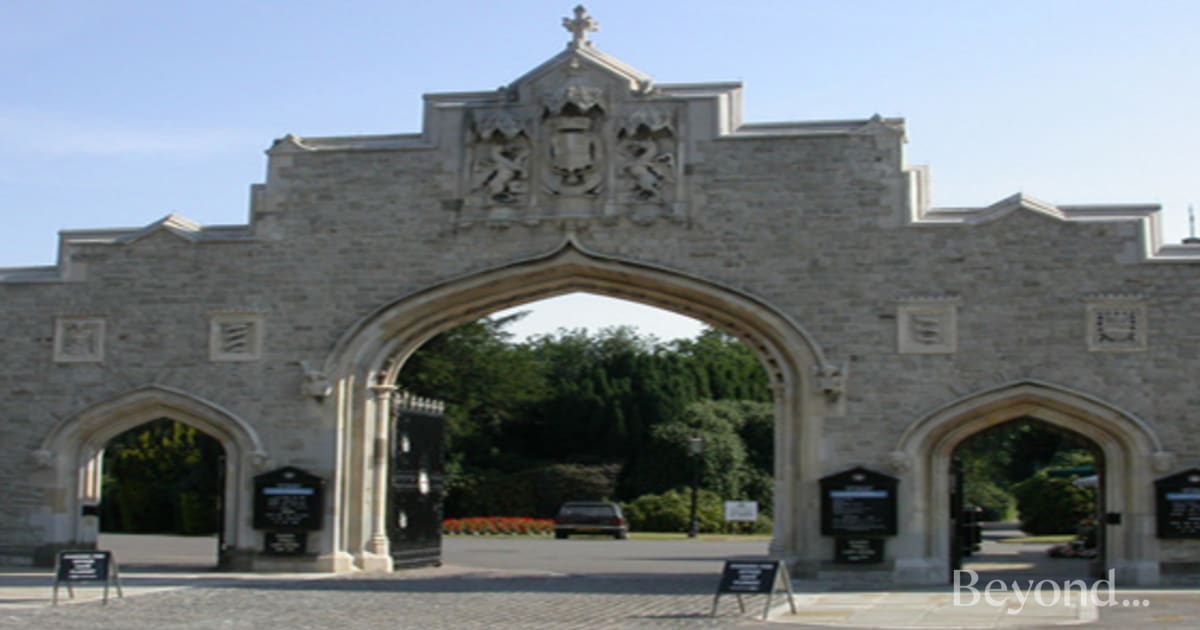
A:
193,571,725,595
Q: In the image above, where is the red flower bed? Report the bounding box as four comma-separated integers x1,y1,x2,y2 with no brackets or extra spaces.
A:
442,516,554,536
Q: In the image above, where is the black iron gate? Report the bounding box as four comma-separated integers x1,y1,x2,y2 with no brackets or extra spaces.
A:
950,456,963,578
949,455,983,580
387,392,446,568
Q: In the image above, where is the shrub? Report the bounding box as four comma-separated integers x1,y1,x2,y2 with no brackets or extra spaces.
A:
447,463,619,518
102,419,222,535
965,479,1013,522
116,482,163,532
622,489,773,534
715,512,774,535
513,463,620,517
1011,470,1095,534
621,488,723,533
178,492,218,535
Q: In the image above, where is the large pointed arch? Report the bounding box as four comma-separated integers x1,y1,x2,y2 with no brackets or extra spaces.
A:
325,238,828,384
891,379,1167,585
34,386,266,565
323,239,835,571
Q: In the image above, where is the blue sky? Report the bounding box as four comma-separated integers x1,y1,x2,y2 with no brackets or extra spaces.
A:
3,1,1196,340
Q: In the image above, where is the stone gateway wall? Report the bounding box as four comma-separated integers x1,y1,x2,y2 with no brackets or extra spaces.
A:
1,9,1197,583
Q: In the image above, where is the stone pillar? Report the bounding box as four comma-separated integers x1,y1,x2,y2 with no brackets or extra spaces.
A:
78,447,104,545
361,384,395,572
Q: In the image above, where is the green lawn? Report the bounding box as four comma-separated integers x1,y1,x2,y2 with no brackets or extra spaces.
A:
629,532,771,541
996,534,1076,544
443,532,771,541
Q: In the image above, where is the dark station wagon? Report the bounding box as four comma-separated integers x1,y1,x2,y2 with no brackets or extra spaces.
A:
553,501,629,539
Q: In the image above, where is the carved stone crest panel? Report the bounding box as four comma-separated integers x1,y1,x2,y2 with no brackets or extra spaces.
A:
54,316,106,363
210,312,264,362
455,52,686,227
897,299,958,355
466,110,531,219
540,77,607,210
616,107,676,211
1086,298,1147,352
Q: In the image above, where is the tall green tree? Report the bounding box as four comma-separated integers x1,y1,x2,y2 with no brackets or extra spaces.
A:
667,329,772,402
395,315,774,517
101,419,223,534
623,399,773,510
396,313,548,470
956,419,1097,522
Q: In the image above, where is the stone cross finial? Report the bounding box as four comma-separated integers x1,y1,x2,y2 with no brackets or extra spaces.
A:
563,5,599,47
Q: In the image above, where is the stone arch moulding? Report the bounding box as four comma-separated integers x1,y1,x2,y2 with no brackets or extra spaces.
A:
890,379,1167,586
322,237,836,572
34,385,267,566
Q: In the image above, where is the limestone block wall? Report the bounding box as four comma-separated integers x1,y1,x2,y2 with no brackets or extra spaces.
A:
1,40,1198,578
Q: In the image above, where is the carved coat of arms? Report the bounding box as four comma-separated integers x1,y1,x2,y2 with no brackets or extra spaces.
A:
454,17,688,226
545,115,603,196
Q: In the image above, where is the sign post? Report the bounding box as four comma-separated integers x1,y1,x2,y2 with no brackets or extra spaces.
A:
52,550,123,605
711,559,797,620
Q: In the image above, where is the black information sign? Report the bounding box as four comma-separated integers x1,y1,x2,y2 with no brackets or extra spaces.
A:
1156,468,1200,538
56,550,110,582
717,561,780,594
835,537,885,564
820,467,898,536
254,466,324,531
712,560,797,620
264,531,308,555
53,550,123,605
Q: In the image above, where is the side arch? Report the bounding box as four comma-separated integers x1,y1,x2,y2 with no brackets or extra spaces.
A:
323,239,835,571
891,379,1166,585
34,386,266,563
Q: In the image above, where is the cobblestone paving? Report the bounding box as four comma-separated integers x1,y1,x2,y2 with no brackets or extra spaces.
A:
5,561,1197,629
0,566,776,630
1077,591,1200,629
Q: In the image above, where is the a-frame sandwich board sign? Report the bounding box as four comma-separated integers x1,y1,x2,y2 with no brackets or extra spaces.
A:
711,559,797,620
53,550,123,605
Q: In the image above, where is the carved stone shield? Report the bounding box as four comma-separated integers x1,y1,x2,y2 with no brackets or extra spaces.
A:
544,115,603,195
550,128,597,173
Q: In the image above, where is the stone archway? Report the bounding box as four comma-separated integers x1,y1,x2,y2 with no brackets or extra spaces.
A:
891,380,1168,585
32,386,267,568
322,239,837,572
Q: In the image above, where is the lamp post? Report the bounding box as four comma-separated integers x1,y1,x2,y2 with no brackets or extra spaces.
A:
687,436,705,538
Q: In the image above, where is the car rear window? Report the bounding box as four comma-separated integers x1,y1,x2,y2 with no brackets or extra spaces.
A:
559,505,616,517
